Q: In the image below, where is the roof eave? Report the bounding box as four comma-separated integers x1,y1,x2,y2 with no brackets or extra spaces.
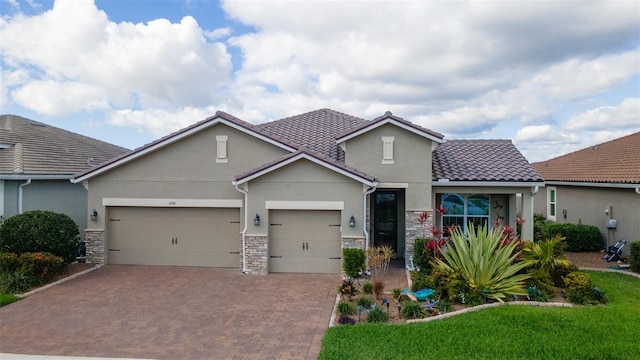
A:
543,180,640,189
432,180,546,187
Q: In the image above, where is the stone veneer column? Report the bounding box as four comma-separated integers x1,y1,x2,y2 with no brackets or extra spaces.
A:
244,234,268,275
84,229,105,265
405,210,433,262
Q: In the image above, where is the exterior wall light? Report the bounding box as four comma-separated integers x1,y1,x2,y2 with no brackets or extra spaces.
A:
90,209,98,221
349,215,355,227
254,213,260,226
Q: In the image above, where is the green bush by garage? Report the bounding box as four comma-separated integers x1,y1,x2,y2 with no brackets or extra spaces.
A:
0,210,80,265
533,219,603,252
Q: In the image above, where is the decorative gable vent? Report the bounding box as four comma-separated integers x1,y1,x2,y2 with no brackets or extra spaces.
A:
382,136,394,164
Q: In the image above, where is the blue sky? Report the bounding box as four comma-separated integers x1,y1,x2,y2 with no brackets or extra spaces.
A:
1,0,638,162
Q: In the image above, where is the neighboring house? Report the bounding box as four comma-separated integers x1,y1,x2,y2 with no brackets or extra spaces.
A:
532,132,640,257
72,109,543,274
0,114,129,236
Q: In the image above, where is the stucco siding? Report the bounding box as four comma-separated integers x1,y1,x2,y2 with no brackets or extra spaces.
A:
533,185,640,255
343,124,434,209
85,123,290,229
3,180,87,237
247,159,364,238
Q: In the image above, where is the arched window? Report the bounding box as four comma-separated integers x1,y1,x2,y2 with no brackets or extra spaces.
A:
442,193,490,235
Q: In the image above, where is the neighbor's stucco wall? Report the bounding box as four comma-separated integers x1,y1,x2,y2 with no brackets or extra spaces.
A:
533,185,640,256
342,124,434,210
245,159,365,238
85,123,290,230
3,179,88,237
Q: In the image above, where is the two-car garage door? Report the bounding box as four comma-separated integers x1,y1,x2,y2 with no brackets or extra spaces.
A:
107,207,240,267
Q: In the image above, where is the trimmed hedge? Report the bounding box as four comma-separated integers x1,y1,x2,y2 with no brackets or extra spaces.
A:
0,211,80,265
631,241,640,273
342,248,366,278
540,223,603,252
0,252,64,294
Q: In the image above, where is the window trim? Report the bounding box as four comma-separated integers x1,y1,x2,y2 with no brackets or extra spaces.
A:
547,187,556,221
216,135,228,163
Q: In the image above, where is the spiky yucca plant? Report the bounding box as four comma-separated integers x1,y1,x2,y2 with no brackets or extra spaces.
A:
435,223,530,302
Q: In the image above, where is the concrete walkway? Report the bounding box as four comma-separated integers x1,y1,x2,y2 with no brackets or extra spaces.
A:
0,266,338,360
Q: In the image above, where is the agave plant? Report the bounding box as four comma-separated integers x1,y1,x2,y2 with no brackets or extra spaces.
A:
522,235,571,273
435,223,530,302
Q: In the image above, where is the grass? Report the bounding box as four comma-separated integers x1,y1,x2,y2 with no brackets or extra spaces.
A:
320,271,640,360
0,292,20,306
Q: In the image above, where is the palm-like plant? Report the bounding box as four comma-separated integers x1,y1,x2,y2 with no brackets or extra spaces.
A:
435,223,530,302
522,235,571,272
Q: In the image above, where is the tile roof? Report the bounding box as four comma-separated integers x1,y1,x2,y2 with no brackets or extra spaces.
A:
0,114,129,177
256,109,368,162
532,132,640,184
432,140,543,182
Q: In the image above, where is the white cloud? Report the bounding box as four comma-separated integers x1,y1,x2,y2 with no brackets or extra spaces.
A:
565,98,640,131
107,106,217,136
12,80,108,115
1,0,232,112
204,27,232,40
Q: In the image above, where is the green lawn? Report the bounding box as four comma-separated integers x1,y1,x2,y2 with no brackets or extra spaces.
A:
0,292,19,306
320,271,640,360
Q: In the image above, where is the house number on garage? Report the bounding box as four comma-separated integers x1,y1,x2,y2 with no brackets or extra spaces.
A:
168,201,176,206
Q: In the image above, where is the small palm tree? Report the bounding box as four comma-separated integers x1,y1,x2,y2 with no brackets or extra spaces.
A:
522,235,571,272
435,223,530,302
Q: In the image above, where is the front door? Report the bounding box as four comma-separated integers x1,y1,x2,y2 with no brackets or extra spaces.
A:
373,191,398,252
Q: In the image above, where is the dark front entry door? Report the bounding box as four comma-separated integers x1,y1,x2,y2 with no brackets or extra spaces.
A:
373,191,398,251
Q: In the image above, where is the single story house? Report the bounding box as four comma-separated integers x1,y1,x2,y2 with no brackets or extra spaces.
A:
533,132,640,257
0,114,129,235
73,109,543,274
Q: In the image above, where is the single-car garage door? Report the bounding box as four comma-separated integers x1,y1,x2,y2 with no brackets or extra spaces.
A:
108,207,240,267
269,210,341,273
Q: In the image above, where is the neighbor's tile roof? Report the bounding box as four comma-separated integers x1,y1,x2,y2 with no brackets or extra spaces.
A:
432,140,543,182
532,132,640,184
0,114,129,176
256,109,367,162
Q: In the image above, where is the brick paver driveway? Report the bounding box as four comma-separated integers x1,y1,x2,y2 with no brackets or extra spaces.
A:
0,266,339,359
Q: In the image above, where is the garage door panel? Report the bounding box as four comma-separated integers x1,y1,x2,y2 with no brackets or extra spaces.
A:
269,210,341,273
108,207,240,267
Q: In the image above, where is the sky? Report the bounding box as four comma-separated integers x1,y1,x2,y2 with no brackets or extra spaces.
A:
0,0,638,162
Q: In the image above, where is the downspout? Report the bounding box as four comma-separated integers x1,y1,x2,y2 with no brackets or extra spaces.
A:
363,184,377,251
18,179,31,214
234,183,249,274
635,187,640,195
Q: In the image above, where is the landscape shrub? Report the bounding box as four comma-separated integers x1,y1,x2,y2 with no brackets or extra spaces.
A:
631,241,640,273
464,291,484,306
422,266,468,302
337,278,359,300
413,238,431,271
17,252,64,281
356,296,373,309
533,213,548,241
0,211,80,264
342,248,366,278
361,281,373,294
541,223,603,252
0,252,19,272
564,272,594,305
400,300,426,319
366,307,388,323
337,302,356,316
372,279,385,300
526,268,555,301
337,315,355,325
0,270,33,294
550,262,579,287
410,270,435,292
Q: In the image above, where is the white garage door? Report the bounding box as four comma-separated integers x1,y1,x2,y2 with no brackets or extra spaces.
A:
108,207,240,267
269,210,342,273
